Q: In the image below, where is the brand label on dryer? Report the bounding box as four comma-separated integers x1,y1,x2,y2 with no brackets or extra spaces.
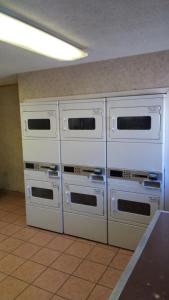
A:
48,111,54,116
149,196,160,203
148,106,161,113
93,109,102,115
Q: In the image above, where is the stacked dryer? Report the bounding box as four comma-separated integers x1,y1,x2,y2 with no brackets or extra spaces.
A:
60,98,107,243
20,102,63,232
107,95,165,249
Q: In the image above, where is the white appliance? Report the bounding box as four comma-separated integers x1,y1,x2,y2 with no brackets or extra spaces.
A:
24,162,63,232
62,165,107,243
59,99,106,166
107,95,164,172
108,168,163,250
20,102,60,163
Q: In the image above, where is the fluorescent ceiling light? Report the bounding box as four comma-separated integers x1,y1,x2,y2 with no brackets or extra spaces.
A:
0,12,88,61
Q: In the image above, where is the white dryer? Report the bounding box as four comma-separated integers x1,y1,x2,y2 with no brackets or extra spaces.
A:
108,168,163,250
24,162,63,232
20,102,60,164
59,99,106,166
107,95,164,171
62,165,107,243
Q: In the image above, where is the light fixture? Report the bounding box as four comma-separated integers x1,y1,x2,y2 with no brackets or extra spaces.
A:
0,12,88,61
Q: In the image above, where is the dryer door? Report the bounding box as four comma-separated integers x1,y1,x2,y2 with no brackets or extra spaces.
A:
109,105,161,140
25,179,60,208
63,184,104,216
110,189,160,225
21,106,58,138
61,108,104,139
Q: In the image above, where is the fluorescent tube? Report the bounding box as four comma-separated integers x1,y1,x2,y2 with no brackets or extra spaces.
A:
0,12,88,61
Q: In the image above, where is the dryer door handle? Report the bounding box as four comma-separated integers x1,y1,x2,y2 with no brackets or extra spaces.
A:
111,117,116,132
63,118,67,131
65,191,71,204
27,185,31,199
111,197,117,212
24,120,28,132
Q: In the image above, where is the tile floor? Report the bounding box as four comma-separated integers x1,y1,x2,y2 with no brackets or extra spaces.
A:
0,190,133,300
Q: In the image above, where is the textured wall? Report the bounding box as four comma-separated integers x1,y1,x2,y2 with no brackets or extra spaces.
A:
18,50,169,101
0,85,24,192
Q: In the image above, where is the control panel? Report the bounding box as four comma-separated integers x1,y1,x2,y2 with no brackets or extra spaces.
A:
109,168,162,183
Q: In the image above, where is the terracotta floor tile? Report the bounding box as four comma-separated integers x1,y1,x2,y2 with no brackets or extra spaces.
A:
0,212,18,223
13,227,37,241
47,236,74,252
0,221,9,229
12,260,46,283
52,253,81,274
110,253,131,270
58,276,94,300
88,284,112,300
0,237,24,252
99,267,122,289
118,248,134,256
0,276,28,300
65,241,93,258
0,254,25,274
0,250,8,260
87,246,117,265
34,268,69,293
0,233,7,242
0,224,21,236
16,285,52,300
0,272,7,282
51,295,66,300
13,242,40,259
29,231,55,246
14,216,26,227
74,260,106,282
31,247,60,266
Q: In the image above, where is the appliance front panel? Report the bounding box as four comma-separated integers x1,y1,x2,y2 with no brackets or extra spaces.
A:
22,139,60,164
61,141,106,166
107,142,162,171
109,189,160,225
63,184,104,216
25,179,60,208
22,110,58,138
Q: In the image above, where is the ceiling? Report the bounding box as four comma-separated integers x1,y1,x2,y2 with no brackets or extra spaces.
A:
0,0,169,85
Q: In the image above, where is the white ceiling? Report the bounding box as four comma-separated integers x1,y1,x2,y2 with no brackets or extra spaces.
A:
0,0,169,85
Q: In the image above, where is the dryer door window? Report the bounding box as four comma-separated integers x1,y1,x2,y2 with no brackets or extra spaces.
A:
71,192,97,207
117,199,150,216
28,119,51,130
117,116,151,130
31,187,53,200
68,118,95,130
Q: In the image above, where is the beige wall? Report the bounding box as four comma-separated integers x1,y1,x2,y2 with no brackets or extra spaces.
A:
0,84,24,192
18,50,169,101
